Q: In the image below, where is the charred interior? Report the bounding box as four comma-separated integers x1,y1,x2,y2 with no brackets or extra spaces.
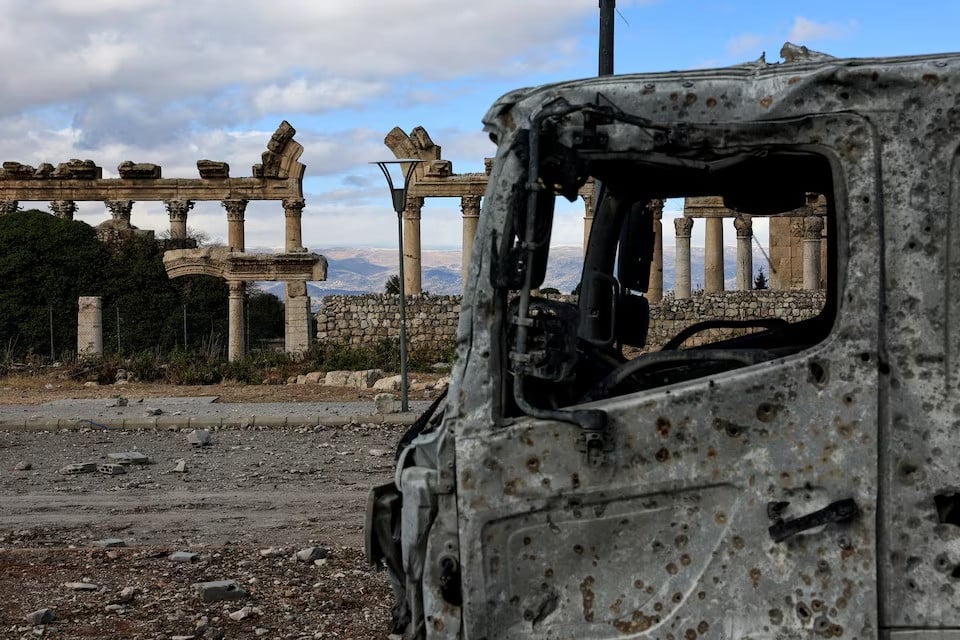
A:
500,131,836,419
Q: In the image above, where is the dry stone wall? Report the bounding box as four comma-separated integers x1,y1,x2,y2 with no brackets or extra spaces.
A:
315,294,461,355
315,291,825,353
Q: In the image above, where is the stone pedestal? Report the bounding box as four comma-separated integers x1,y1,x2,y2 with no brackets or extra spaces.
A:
164,200,194,240
403,196,423,295
460,196,480,289
704,217,724,292
284,281,311,354
803,216,824,290
734,215,753,291
223,199,248,252
228,281,246,361
283,198,306,253
50,201,77,220
77,296,103,357
674,218,693,299
647,203,664,303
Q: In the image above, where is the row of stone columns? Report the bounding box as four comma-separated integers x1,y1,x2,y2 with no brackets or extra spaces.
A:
669,214,824,299
400,194,482,295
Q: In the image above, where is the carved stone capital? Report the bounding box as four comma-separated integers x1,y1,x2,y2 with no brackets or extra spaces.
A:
0,200,17,215
164,199,194,221
223,199,248,221
287,280,308,297
733,214,753,238
647,198,664,220
673,217,694,238
50,201,76,220
804,216,825,240
460,195,481,218
283,198,306,217
404,196,424,219
228,281,246,296
104,200,133,222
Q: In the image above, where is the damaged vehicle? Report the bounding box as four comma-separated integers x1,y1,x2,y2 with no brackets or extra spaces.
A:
367,44,960,639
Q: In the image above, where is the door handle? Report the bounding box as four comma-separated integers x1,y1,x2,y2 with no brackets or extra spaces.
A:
768,498,859,543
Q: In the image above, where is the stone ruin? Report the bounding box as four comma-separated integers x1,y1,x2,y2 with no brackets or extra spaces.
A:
0,121,326,360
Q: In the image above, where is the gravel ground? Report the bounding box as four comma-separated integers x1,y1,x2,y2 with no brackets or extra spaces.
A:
0,418,416,638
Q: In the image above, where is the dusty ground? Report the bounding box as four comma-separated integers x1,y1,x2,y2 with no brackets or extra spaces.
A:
0,373,433,639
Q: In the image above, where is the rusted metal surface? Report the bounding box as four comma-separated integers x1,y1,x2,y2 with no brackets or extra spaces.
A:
367,48,960,638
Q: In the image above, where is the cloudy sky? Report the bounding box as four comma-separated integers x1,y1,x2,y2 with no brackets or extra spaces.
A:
3,0,957,251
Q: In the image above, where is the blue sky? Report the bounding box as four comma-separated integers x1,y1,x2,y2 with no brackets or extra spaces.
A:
3,0,957,252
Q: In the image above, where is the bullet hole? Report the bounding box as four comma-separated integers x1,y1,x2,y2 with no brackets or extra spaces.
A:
756,403,779,423
952,566,960,580
523,536,532,546
526,457,540,473
769,608,784,625
673,591,684,603
666,562,679,575
843,394,854,405
814,616,831,633
675,534,689,550
935,553,952,573
796,602,812,620
934,492,960,526
906,578,919,591
698,621,709,634
656,448,670,462
573,545,584,555
859,352,872,363
808,361,828,386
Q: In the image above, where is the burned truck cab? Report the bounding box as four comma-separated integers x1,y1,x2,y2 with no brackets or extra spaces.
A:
368,47,960,639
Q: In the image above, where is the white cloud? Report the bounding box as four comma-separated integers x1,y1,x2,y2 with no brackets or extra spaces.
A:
787,17,855,43
726,33,766,57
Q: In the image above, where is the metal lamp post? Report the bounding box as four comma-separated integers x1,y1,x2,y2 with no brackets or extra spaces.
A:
372,159,423,412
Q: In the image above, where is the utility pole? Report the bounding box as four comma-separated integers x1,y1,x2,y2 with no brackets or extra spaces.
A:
599,0,616,76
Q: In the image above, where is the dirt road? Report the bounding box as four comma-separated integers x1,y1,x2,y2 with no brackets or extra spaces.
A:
0,377,430,638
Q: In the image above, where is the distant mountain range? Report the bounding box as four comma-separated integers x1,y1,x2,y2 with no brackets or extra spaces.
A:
253,245,773,300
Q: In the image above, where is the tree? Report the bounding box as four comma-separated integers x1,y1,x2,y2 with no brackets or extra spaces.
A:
0,210,109,359
753,267,769,290
385,274,401,295
246,286,285,346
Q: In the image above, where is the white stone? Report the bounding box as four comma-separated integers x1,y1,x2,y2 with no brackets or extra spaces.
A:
375,393,398,414
373,375,401,391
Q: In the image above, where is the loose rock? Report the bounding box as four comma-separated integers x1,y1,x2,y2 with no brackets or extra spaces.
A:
170,551,198,563
187,429,212,447
294,547,329,563
25,607,56,625
14,461,31,471
193,579,246,602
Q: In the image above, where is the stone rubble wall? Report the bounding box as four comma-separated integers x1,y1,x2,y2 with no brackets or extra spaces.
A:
315,291,826,353
315,294,461,355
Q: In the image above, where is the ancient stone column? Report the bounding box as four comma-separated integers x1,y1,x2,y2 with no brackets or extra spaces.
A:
283,198,306,253
0,201,18,215
223,199,248,252
704,217,725,292
285,280,311,354
403,196,423,295
803,216,825,290
647,202,664,303
50,201,77,220
164,200,194,240
674,217,694,299
734,214,754,291
77,296,103,357
460,195,481,288
582,192,595,255
228,281,246,361
105,200,133,228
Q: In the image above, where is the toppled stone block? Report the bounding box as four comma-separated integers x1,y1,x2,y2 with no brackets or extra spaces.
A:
375,393,398,414
1,161,37,179
25,608,55,625
294,547,329,563
108,451,150,465
296,374,308,385
259,547,284,557
187,429,212,447
170,551,198,563
173,459,188,473
60,463,97,475
324,370,351,386
97,463,127,475
51,159,101,179
197,159,230,179
194,579,246,602
117,161,161,179
91,538,127,548
349,368,384,389
304,371,323,384
373,374,401,391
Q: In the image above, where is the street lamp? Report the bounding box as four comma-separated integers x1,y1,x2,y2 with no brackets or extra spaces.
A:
372,158,423,412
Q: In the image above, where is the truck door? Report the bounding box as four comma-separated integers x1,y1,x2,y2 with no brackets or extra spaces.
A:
454,115,882,639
